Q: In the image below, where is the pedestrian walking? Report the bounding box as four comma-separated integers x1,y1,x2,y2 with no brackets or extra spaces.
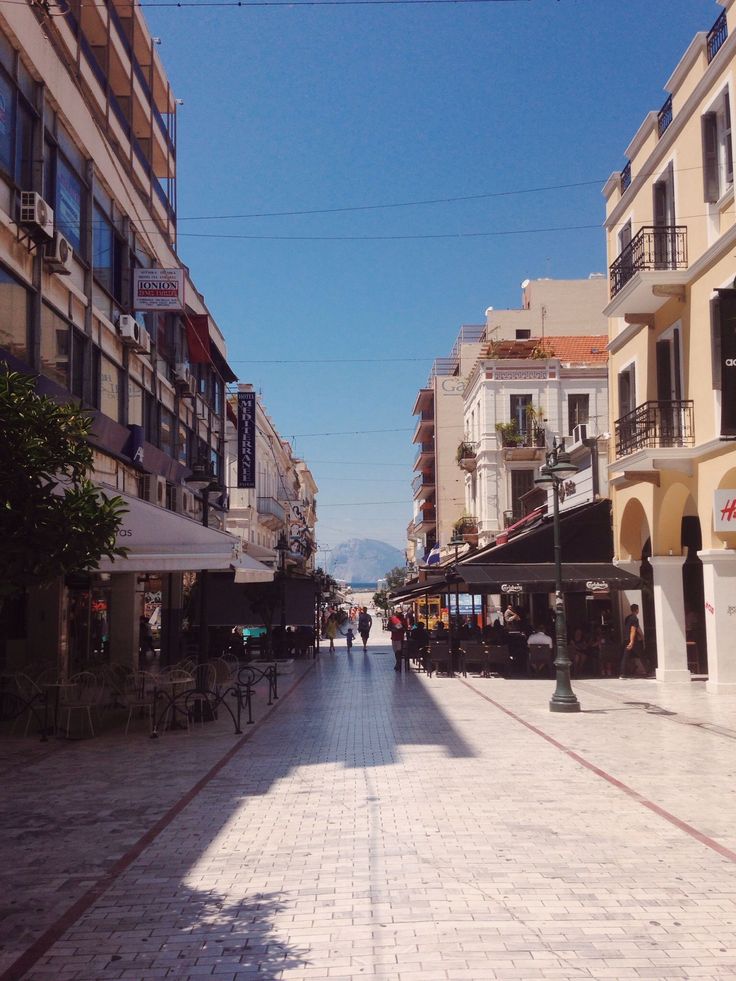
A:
346,627,354,652
138,614,155,662
358,607,372,652
388,609,407,671
325,613,338,653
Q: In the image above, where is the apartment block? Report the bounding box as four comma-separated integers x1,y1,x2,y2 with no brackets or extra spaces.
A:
603,0,736,691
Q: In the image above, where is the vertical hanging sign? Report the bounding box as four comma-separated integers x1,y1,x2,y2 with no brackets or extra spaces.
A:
717,288,736,436
237,392,256,488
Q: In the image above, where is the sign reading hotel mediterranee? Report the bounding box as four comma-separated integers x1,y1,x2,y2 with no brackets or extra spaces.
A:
237,392,256,489
133,268,185,311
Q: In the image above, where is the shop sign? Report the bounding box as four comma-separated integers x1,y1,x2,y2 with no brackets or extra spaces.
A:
501,583,523,593
585,580,609,592
236,392,256,488
133,268,185,311
714,489,736,531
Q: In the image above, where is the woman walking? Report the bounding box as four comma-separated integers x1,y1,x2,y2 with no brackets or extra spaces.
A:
357,607,372,653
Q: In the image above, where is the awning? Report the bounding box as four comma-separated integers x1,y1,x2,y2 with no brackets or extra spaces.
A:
390,579,446,603
94,491,240,573
205,573,318,627
233,553,274,584
458,562,641,593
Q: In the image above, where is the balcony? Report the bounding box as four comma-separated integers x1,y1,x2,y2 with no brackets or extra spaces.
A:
413,441,434,470
456,441,477,472
496,424,546,461
411,472,435,498
412,409,435,444
614,400,695,459
610,226,688,298
257,496,286,530
453,514,479,548
414,502,436,532
707,10,728,63
657,95,673,138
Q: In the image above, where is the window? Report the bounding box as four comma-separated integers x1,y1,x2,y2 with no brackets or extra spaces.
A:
510,470,534,521
55,156,84,254
40,305,88,398
702,90,734,202
92,204,126,302
160,407,174,456
100,355,122,422
515,329,531,340
510,394,532,434
0,265,30,360
128,379,143,426
0,59,35,189
618,364,636,418
568,394,590,434
177,421,189,466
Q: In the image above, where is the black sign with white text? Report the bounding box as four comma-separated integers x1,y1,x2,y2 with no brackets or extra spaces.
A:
237,392,256,488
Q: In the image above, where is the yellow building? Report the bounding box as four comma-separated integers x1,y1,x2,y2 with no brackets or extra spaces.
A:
603,2,736,692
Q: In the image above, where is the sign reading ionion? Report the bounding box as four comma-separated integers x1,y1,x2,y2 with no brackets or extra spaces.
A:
133,268,185,311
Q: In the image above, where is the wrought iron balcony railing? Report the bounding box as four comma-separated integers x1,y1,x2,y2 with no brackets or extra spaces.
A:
707,10,728,63
614,400,694,458
620,161,631,193
411,472,435,495
609,225,687,297
657,95,673,137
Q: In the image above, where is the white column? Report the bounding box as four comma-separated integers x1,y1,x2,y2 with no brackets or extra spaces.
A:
700,549,736,695
648,555,690,684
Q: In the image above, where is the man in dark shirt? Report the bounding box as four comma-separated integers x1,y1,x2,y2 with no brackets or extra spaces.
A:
620,603,645,678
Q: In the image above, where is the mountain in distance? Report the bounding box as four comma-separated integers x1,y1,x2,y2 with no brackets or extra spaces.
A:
329,539,404,585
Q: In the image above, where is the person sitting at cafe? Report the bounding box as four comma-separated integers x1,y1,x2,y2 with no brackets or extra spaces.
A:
570,626,590,676
503,604,522,629
527,623,554,675
433,619,447,638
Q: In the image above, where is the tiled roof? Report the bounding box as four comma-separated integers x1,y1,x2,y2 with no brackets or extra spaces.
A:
482,335,608,364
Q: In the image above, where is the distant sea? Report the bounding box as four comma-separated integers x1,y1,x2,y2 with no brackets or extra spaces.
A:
348,581,378,590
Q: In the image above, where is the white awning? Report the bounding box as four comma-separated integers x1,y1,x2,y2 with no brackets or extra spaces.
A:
232,553,274,583
95,492,240,573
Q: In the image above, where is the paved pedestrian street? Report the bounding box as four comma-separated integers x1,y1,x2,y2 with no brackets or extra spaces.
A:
3,643,736,981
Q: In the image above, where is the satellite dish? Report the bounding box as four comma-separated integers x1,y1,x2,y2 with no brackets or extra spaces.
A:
520,279,530,289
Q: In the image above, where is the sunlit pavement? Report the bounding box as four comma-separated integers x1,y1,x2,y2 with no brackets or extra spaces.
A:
3,638,736,980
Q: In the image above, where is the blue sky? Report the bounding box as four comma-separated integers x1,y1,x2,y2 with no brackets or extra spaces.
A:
146,0,722,559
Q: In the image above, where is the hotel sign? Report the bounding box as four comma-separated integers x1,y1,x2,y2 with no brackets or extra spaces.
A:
714,489,736,531
133,268,185,311
236,392,256,488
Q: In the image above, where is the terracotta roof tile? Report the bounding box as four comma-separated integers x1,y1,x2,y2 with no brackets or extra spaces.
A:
482,335,608,364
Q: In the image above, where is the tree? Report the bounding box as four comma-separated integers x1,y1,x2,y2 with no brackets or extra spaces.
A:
372,589,390,614
0,366,127,604
384,566,410,590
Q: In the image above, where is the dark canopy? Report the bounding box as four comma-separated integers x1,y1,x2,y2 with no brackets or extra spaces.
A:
205,572,318,626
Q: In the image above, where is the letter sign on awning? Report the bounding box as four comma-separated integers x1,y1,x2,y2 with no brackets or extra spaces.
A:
133,268,185,311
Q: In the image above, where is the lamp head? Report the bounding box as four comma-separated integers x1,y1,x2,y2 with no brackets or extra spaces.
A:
534,463,554,486
550,447,578,478
185,460,214,492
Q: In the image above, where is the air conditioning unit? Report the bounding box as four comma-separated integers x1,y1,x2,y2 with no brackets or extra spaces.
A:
118,315,151,355
173,363,191,387
19,191,54,240
44,231,73,274
148,475,166,506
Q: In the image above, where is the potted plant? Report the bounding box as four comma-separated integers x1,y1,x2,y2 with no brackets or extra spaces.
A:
453,514,479,547
456,440,477,470
495,422,522,447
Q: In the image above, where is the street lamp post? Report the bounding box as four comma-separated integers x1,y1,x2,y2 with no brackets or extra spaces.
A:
443,533,465,675
185,460,218,667
275,531,289,659
534,438,581,714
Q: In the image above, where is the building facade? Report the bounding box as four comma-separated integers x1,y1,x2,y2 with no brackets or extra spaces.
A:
0,0,243,674
603,0,736,691
462,336,609,546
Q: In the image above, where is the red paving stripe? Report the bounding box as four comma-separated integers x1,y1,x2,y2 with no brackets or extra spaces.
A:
460,679,736,866
0,665,315,981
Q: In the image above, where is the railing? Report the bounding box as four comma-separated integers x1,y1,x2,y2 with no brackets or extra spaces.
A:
106,0,133,56
609,225,688,297
657,95,673,137
80,36,108,92
416,409,434,423
109,92,131,139
411,472,434,495
500,426,546,449
257,496,286,523
614,400,694,458
620,160,631,193
707,10,728,63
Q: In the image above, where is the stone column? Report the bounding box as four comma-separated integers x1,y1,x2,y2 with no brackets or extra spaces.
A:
700,549,736,694
648,555,690,684
109,572,138,671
